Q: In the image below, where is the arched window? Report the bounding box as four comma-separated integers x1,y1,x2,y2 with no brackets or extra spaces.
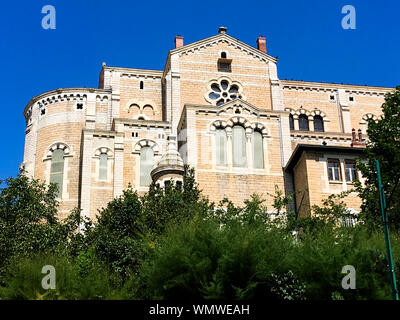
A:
99,153,108,180
140,146,154,186
253,131,264,169
215,128,227,166
313,115,324,132
289,114,295,130
299,114,309,131
232,125,247,167
221,51,227,58
50,149,65,197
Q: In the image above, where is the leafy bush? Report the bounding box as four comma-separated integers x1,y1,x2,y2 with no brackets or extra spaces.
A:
1,169,400,300
137,196,300,300
0,173,82,285
0,253,120,300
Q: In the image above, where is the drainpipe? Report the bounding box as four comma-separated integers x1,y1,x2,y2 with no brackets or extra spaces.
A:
336,90,344,133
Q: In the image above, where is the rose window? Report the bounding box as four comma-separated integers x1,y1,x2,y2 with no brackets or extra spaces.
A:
205,78,244,106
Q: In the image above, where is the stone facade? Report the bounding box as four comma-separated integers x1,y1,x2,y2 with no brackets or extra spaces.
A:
22,28,393,221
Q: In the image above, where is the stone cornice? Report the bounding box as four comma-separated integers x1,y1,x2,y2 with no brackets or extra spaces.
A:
281,80,393,95
113,118,171,129
82,129,122,138
104,66,163,78
24,87,111,115
290,131,353,140
178,100,289,130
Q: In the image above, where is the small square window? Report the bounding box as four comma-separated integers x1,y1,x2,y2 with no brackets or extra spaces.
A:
330,95,335,101
76,103,84,110
41,109,46,115
349,96,354,102
217,58,232,72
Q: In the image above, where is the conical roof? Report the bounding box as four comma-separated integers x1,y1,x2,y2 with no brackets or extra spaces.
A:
156,136,184,167
150,136,184,182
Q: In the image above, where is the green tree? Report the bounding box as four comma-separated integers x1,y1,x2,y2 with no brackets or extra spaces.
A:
356,86,400,230
0,172,81,284
85,166,212,280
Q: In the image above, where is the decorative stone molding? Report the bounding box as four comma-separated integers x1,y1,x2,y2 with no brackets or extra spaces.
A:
360,113,378,124
285,107,330,122
44,142,71,159
95,95,109,102
174,34,277,64
133,139,160,155
282,80,391,96
94,147,114,158
251,122,269,137
126,100,156,120
37,93,87,108
204,76,245,105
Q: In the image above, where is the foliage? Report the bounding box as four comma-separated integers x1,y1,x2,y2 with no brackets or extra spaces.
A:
136,210,298,300
0,173,82,285
83,165,212,280
0,253,120,300
1,168,400,300
355,86,400,230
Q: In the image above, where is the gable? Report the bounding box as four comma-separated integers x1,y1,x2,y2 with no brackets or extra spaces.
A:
171,33,277,64
216,99,261,116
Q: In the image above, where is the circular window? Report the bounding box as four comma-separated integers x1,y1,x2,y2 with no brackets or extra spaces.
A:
206,78,244,106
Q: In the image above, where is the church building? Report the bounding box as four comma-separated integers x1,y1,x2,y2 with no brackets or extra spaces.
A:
22,27,392,221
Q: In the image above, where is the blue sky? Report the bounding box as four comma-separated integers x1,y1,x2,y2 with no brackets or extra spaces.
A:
1,0,399,180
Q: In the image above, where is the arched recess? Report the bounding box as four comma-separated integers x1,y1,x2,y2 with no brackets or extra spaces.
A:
226,116,252,134
133,139,160,155
45,142,71,159
44,142,72,198
209,118,269,170
94,147,114,181
143,105,155,120
133,140,159,187
359,113,379,134
128,104,141,118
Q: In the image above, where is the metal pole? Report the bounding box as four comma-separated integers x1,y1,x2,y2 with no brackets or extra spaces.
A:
376,160,399,300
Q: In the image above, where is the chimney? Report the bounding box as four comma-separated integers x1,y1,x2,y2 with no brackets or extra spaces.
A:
351,128,365,147
174,35,184,48
358,129,363,142
256,36,267,53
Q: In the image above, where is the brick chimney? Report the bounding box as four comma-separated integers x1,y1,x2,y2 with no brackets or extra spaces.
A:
174,35,184,48
256,36,267,53
351,128,365,147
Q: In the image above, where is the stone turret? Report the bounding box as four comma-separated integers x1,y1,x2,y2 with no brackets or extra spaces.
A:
150,136,184,186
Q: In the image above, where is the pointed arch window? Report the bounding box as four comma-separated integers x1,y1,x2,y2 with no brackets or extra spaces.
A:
50,149,65,197
140,146,154,186
299,114,309,131
232,125,247,167
313,115,324,132
253,131,264,169
215,128,227,166
99,153,108,180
